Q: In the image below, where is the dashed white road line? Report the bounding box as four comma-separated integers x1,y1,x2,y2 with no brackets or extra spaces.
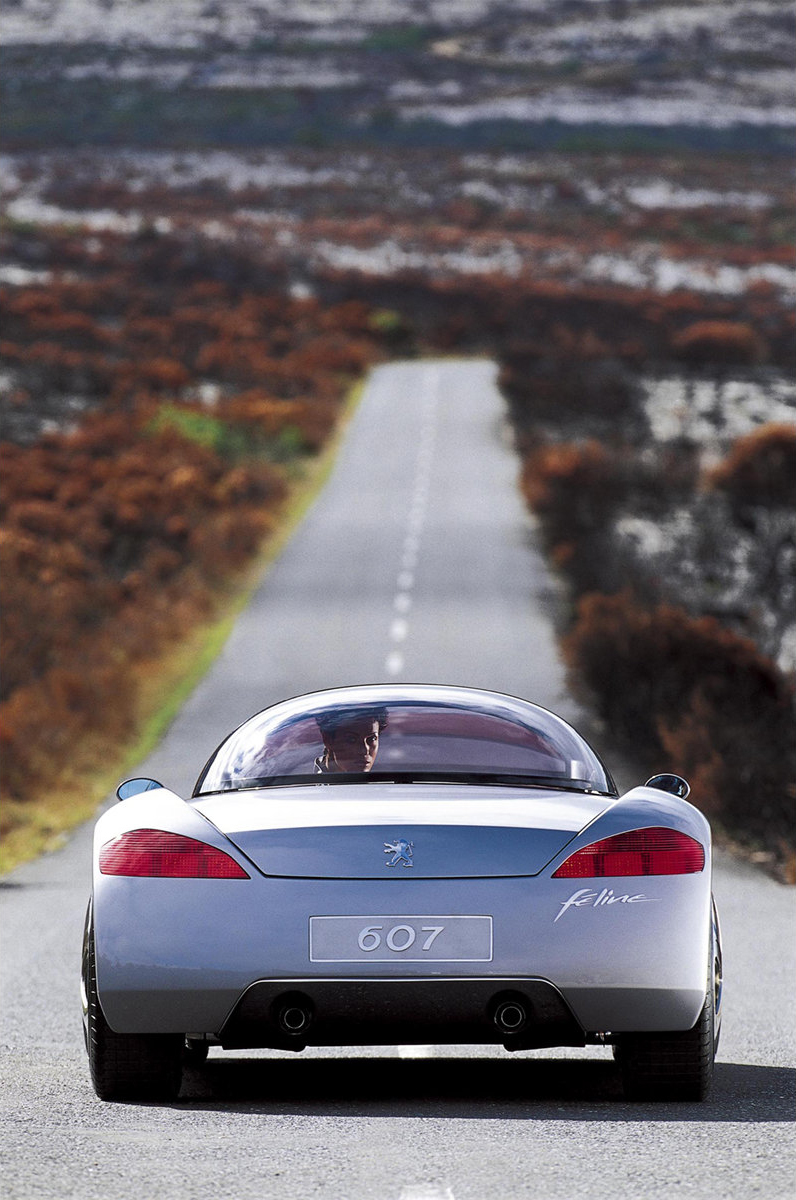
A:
397,1044,434,1058
402,542,420,569
383,366,440,678
398,1187,455,1200
390,618,409,642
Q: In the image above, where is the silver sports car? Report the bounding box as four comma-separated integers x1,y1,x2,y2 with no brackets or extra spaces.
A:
83,684,722,1102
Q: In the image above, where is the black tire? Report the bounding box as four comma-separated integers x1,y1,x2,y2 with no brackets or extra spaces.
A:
617,994,714,1101
85,920,183,1102
615,929,720,1102
711,896,723,1057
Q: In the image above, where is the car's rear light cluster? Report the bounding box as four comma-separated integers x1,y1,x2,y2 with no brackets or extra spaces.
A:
99,829,250,878
552,826,705,878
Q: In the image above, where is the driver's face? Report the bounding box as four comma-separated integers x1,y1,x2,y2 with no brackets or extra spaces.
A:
325,719,381,773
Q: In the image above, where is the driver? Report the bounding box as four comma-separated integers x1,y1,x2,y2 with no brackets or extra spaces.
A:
315,708,388,774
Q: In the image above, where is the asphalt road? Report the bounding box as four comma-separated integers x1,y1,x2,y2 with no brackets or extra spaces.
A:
1,360,794,1200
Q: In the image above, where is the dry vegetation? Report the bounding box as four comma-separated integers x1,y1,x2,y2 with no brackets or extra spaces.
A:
501,308,795,876
2,209,793,874
0,226,395,852
1,0,794,873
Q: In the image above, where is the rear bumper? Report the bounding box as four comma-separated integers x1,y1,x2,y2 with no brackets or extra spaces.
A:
93,872,712,1038
217,976,585,1051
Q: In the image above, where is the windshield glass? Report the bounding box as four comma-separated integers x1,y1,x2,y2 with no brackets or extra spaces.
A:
195,690,615,795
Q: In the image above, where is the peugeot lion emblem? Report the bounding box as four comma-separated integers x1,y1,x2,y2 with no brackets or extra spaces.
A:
384,838,414,868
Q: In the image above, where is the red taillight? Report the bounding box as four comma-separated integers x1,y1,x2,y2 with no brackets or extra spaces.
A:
99,829,250,878
552,827,705,878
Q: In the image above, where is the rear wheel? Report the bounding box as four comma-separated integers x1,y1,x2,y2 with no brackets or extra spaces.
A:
616,919,721,1102
85,919,183,1102
616,992,714,1101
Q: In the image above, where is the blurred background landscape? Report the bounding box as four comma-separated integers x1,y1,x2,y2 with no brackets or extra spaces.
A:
1,0,794,876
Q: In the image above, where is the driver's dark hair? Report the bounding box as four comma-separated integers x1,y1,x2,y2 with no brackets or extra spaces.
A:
316,706,388,739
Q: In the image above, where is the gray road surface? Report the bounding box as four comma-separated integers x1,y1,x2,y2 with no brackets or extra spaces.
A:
1,360,794,1200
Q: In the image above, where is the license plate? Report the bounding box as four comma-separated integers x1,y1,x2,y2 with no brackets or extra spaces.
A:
309,915,493,963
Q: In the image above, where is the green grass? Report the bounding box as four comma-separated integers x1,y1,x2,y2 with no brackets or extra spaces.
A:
147,405,310,463
147,405,247,456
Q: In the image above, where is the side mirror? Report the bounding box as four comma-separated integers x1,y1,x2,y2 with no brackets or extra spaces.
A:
116,777,162,801
645,773,691,800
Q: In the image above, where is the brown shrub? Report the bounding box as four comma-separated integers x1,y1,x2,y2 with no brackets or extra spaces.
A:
522,441,617,525
520,440,651,595
706,423,796,510
1,250,394,810
0,409,293,797
564,591,795,849
499,346,637,434
670,320,767,366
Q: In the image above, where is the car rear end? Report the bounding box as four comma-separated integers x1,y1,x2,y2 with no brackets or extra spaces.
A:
92,782,712,1053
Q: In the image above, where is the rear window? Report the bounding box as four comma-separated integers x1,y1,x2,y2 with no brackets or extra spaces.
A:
194,697,614,795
